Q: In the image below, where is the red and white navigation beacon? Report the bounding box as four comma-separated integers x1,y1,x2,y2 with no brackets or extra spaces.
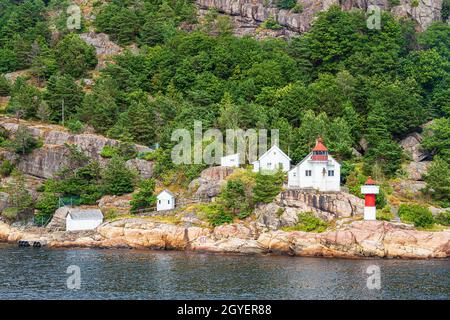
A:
360,177,379,221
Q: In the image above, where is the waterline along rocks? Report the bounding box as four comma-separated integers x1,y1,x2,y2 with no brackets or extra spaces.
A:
0,219,449,258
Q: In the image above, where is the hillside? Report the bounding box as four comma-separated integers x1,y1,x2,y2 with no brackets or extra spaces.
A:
0,0,448,229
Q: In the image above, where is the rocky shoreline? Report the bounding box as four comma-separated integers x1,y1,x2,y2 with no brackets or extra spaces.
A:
1,219,449,259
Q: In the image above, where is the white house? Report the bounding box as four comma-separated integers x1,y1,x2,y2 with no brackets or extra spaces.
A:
220,153,240,167
288,138,341,192
252,145,291,173
157,189,176,211
66,209,104,232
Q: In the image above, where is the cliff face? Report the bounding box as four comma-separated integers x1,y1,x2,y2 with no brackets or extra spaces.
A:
0,117,153,179
196,0,443,37
255,190,365,229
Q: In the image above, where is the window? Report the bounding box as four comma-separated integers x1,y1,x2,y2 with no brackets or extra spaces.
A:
158,200,161,204
305,170,312,176
328,170,334,177
293,172,296,177
267,162,272,166
168,200,170,204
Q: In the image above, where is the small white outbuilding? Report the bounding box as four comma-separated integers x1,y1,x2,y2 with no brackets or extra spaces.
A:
220,153,240,167
252,145,291,173
157,189,176,211
66,209,104,232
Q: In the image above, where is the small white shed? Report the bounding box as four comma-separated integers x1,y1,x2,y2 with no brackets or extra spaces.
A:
66,209,104,232
252,145,291,173
220,153,240,167
157,189,176,211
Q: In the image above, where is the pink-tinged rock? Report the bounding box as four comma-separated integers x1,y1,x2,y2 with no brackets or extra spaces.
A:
214,223,255,240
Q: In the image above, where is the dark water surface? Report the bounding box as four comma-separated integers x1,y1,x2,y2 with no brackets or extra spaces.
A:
0,244,448,299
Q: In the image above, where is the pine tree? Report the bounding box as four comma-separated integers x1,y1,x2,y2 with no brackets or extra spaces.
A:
7,77,42,119
424,156,450,206
130,179,157,212
220,179,250,215
253,171,285,204
78,78,119,134
54,33,97,78
45,74,84,122
363,103,403,177
102,155,136,196
217,92,240,129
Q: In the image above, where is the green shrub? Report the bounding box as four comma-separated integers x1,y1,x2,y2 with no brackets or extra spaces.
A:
102,155,136,195
261,16,283,30
66,119,85,133
130,178,157,212
377,206,394,221
388,0,401,6
283,212,328,233
101,143,137,160
435,211,450,226
1,207,19,220
100,145,117,158
276,0,297,10
104,209,119,221
411,0,419,7
202,204,233,227
35,192,59,219
292,3,303,13
398,204,434,228
220,178,252,216
0,75,11,96
0,160,14,177
7,126,40,155
253,170,285,204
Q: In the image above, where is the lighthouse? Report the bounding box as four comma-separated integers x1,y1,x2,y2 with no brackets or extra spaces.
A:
360,177,379,220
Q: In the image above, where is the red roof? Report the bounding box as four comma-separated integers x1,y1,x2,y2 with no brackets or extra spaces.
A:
312,137,328,152
365,176,376,185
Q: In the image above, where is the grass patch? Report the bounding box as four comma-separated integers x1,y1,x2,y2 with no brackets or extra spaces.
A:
281,212,328,233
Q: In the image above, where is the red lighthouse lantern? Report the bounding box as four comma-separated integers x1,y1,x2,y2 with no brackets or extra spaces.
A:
311,137,328,161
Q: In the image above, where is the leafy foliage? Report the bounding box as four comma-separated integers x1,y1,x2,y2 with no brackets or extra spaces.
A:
423,156,450,207
398,204,434,228
102,155,136,196
130,178,157,212
283,212,328,232
253,170,285,204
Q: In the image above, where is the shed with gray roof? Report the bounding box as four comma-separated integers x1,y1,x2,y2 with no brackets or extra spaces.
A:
66,208,104,231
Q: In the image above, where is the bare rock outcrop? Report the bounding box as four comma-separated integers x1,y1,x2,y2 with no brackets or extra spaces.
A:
278,189,365,220
399,130,432,181
79,32,123,69
188,166,235,199
98,194,133,215
0,117,153,179
196,0,443,38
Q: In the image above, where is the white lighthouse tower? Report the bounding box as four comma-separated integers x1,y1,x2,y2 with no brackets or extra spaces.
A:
360,177,379,220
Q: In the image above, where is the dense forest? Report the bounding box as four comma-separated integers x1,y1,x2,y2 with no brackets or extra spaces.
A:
0,0,449,214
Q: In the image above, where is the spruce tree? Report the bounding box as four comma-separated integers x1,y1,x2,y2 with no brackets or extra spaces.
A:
364,103,403,177
102,155,136,196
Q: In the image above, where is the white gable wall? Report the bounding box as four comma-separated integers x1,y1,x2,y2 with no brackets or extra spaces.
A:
66,215,103,231
253,146,290,173
288,154,340,192
157,191,175,211
220,154,239,167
